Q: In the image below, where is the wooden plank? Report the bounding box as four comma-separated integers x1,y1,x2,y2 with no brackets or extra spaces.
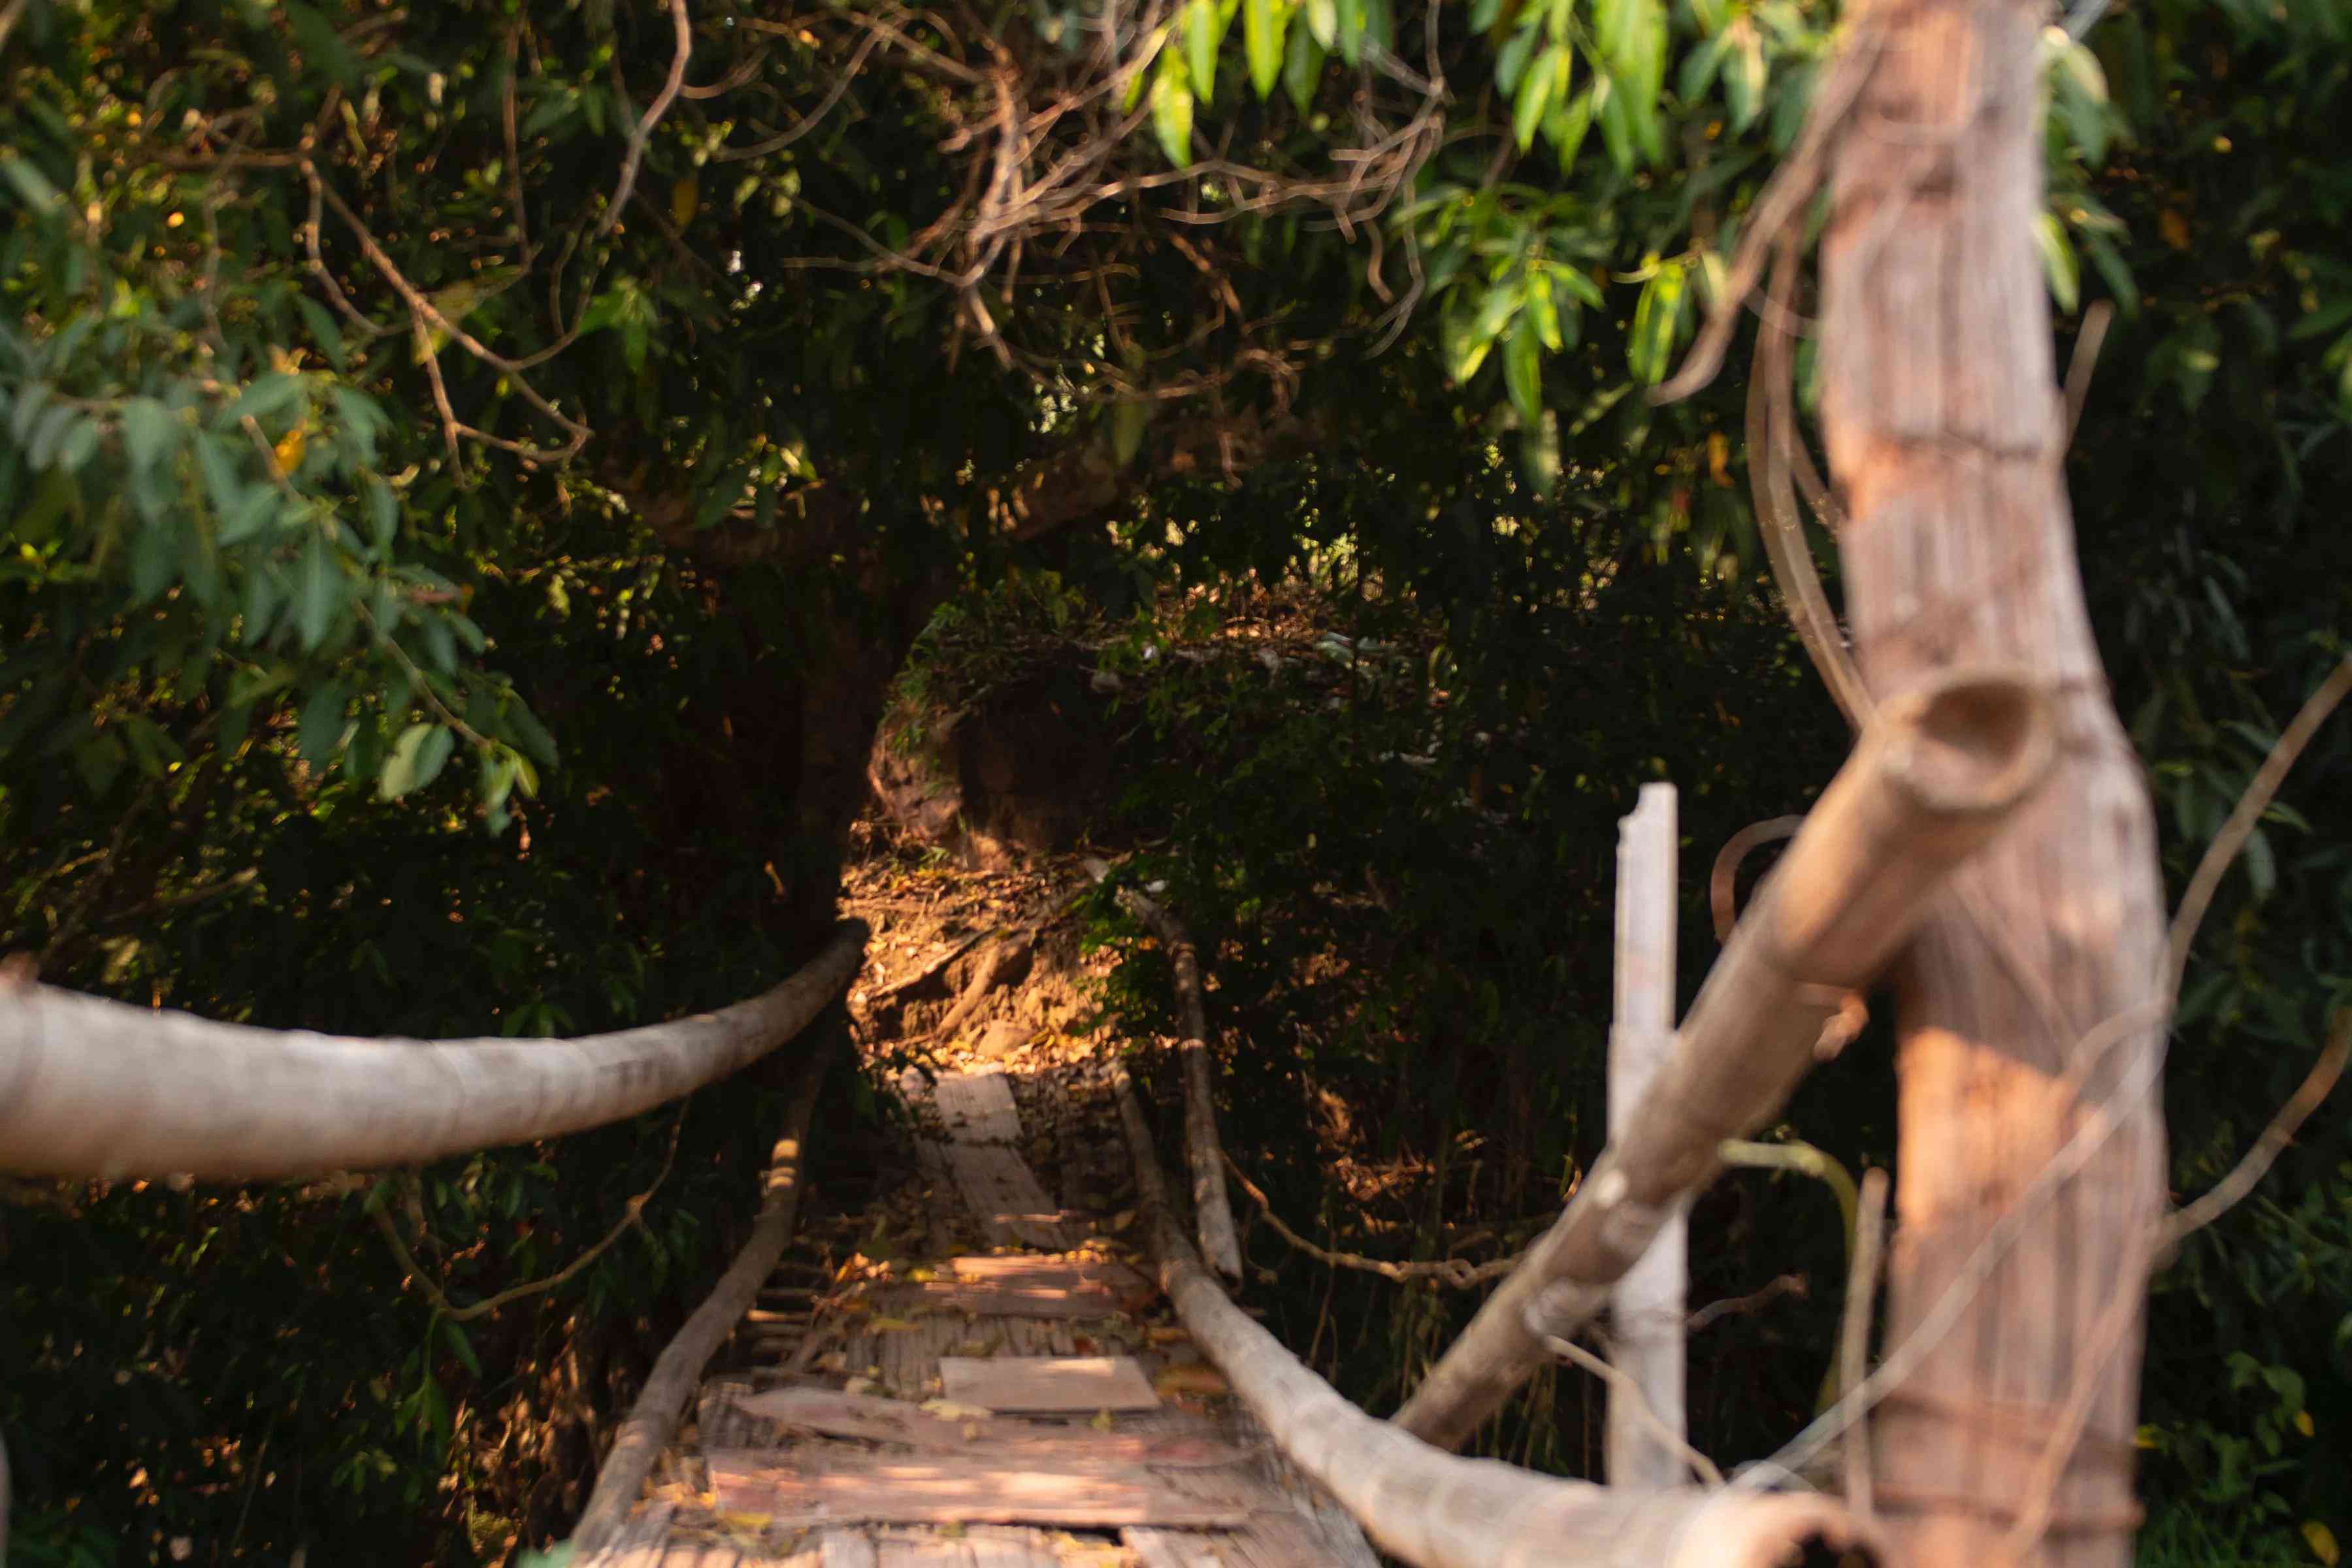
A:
707,1451,1247,1528
937,1356,1159,1414
928,1071,1069,1250
728,1388,1244,1467
818,1534,879,1568
1123,1530,1232,1568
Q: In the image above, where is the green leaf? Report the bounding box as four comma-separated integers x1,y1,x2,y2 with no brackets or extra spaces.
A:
295,295,350,372
1284,22,1326,113
0,155,63,214
1546,89,1594,172
2082,231,2138,317
1495,27,1539,95
1245,0,1288,99
2033,211,2080,315
299,682,350,770
1629,263,1686,384
1336,0,1366,65
54,414,101,474
1595,74,1637,175
129,518,178,602
223,372,307,429
1442,306,1493,384
1122,28,1168,111
293,534,341,651
1514,46,1567,150
1152,54,1197,167
1549,260,1605,310
122,399,180,476
1112,395,1149,468
1504,319,1544,423
1724,23,1767,133
1527,272,1564,351
364,477,399,559
1520,406,1561,498
72,733,127,798
1473,277,1522,342
380,723,455,800
442,1317,482,1377
1678,28,1730,103
1306,0,1339,48
2244,825,2275,900
1185,0,1223,103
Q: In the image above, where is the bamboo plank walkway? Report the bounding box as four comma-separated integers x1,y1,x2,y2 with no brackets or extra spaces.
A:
577,1058,1376,1568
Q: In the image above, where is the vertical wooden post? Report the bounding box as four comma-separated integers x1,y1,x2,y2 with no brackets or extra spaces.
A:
1607,783,1686,1488
1819,0,2167,1560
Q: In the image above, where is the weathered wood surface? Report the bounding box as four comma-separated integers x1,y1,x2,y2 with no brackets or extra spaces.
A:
708,1450,1249,1527
1107,1051,1889,1568
572,1045,836,1556
1396,666,2054,1449
936,1354,1160,1413
0,922,866,1180
732,1387,1248,1466
1819,0,2169,1560
574,1058,1373,1567
1606,782,1687,1490
915,1068,1071,1250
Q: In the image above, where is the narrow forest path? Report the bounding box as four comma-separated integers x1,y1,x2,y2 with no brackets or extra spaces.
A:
572,850,1377,1567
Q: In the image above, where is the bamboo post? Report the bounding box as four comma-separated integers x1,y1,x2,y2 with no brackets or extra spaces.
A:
1106,1054,1886,1568
1607,782,1686,1488
570,1041,834,1558
0,923,866,1180
1394,667,2054,1450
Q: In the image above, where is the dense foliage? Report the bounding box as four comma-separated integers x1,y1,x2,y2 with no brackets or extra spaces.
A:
3,0,2347,1560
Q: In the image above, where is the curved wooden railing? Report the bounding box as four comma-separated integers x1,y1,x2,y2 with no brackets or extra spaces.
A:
0,921,866,1180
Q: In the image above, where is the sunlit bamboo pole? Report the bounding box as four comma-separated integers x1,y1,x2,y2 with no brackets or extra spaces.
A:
1083,860,1244,1279
570,1042,832,1558
1107,1053,1886,1568
1607,782,1686,1488
1394,668,2054,1449
0,923,866,1180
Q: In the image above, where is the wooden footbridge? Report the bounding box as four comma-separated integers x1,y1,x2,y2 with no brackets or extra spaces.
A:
5,666,2198,1568
569,1050,1382,1568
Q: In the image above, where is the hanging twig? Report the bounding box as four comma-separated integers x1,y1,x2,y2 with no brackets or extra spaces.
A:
368,1105,687,1322
1840,1168,1889,1516
1542,1332,1724,1488
1224,1153,1520,1289
2160,1009,2349,1249
2164,655,2352,1001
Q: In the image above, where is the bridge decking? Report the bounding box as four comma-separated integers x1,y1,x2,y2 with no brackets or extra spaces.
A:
578,1050,1376,1568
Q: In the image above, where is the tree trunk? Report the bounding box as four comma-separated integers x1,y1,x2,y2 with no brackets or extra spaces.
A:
1819,0,2168,1560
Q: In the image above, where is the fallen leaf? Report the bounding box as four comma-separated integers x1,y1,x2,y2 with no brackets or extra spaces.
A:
1089,1409,1116,1431
869,1316,920,1332
1154,1364,1229,1398
919,1398,996,1421
1146,1326,1192,1345
844,1377,881,1397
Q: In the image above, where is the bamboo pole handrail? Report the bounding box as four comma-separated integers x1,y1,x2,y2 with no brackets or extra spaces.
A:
1107,1052,1886,1568
569,1040,834,1558
1088,865,1244,1279
1394,666,2055,1450
0,921,867,1181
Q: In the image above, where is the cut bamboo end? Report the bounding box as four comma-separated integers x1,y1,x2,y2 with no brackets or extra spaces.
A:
1665,1490,1891,1568
1877,665,2054,821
